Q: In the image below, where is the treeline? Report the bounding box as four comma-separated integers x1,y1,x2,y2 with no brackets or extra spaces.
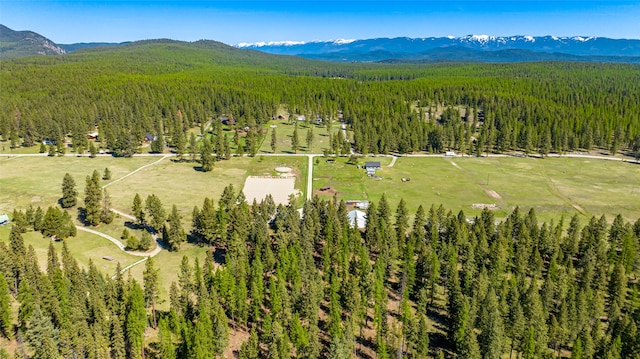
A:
1,190,639,358
1,43,639,157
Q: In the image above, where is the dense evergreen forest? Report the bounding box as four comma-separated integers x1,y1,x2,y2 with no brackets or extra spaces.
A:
1,40,640,157
1,190,639,358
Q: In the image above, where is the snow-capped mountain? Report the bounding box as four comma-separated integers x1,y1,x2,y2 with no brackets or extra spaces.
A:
236,35,640,62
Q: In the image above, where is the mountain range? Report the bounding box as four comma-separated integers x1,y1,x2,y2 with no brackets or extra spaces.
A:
0,24,66,59
2,24,640,63
236,35,640,63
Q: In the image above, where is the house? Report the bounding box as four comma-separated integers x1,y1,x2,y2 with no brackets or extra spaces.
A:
296,115,306,122
364,161,381,176
347,210,367,229
87,131,99,140
364,161,381,170
144,134,157,143
0,214,9,225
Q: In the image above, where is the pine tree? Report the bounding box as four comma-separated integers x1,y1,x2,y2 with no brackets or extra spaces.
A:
143,256,159,328
306,126,314,149
200,136,214,172
189,132,198,162
0,273,11,338
89,141,97,158
478,287,504,359
132,193,145,225
83,170,102,226
158,318,176,359
145,194,166,232
60,173,77,208
125,280,147,359
111,316,126,359
100,188,114,224
139,231,153,250
103,167,112,180
271,128,277,153
26,305,59,359
166,204,185,251
292,122,299,154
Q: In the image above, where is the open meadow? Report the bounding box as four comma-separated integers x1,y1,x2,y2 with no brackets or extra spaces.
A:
0,155,159,213
257,120,339,154
313,155,640,223
0,154,307,302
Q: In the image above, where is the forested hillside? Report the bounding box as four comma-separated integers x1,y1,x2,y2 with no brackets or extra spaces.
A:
1,193,639,358
1,40,639,158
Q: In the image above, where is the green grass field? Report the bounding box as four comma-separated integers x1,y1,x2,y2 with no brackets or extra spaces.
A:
313,156,640,223
257,120,337,154
0,155,158,214
106,157,251,221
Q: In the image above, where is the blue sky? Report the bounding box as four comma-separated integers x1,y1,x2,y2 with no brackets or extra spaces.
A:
2,1,639,44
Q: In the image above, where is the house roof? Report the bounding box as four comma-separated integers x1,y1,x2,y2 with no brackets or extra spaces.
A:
347,210,367,229
364,161,381,168
0,214,9,223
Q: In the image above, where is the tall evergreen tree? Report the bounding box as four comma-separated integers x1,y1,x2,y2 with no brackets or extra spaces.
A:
125,280,147,359
145,194,166,232
83,170,102,226
132,193,145,225
0,273,11,338
60,173,77,208
200,136,214,172
143,256,159,329
166,204,186,251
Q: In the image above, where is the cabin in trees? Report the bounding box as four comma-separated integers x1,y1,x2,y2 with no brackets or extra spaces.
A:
144,134,157,143
87,131,99,140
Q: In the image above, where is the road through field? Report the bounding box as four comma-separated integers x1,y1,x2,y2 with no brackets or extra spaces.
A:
307,155,314,200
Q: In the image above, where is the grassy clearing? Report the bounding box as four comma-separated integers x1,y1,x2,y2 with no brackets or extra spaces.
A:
313,156,640,222
106,157,251,222
0,155,158,214
257,120,335,154
0,226,140,276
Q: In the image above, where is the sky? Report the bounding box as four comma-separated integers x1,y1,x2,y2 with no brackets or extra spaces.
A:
2,1,639,45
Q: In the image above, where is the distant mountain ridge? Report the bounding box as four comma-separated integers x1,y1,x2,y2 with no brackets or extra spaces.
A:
0,24,66,59
236,35,640,62
3,24,640,63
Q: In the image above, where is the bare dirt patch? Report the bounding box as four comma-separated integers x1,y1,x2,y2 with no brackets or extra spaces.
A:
485,189,502,199
472,203,499,210
243,176,297,205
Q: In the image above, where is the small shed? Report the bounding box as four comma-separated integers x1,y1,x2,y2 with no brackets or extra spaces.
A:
0,214,9,225
346,200,369,210
347,210,367,229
